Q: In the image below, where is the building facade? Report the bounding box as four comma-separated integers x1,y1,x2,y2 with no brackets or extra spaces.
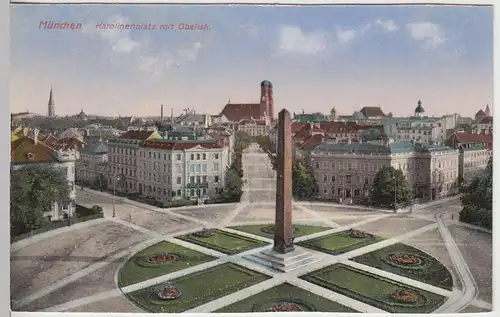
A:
75,141,110,187
11,130,78,221
137,137,229,202
310,139,460,204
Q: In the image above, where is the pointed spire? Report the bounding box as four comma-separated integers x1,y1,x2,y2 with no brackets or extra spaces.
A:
48,85,54,105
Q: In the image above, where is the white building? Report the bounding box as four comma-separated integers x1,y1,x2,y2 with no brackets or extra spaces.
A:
75,141,110,186
137,137,229,202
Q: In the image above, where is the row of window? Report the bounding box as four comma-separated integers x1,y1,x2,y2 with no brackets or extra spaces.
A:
315,161,388,171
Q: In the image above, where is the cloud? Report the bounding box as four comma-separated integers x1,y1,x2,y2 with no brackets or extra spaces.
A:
375,19,398,32
336,27,357,43
277,25,328,55
82,15,141,54
82,15,206,74
406,21,446,49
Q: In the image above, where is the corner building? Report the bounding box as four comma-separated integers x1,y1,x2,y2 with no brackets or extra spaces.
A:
310,140,460,203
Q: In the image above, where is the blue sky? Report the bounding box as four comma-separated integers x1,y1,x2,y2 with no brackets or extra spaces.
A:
10,4,493,117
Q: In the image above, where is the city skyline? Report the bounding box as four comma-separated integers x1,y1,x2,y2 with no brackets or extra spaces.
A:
11,4,493,117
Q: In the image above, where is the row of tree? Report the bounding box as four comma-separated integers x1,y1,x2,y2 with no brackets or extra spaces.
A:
215,131,249,203
459,157,492,230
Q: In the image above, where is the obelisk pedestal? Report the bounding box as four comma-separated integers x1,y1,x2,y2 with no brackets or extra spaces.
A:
245,109,323,272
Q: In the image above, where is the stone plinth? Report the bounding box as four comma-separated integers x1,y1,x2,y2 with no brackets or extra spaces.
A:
245,246,324,273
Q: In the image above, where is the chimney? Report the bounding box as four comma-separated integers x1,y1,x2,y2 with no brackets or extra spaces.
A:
161,104,164,121
33,128,39,145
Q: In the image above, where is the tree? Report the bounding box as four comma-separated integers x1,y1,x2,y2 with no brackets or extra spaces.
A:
10,165,71,237
292,159,317,199
93,173,107,190
222,168,243,201
369,166,412,209
460,156,492,229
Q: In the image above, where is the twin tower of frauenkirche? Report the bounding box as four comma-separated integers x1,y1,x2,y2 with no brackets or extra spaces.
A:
260,80,274,120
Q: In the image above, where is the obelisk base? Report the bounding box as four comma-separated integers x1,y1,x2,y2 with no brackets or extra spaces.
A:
273,236,295,254
245,246,324,273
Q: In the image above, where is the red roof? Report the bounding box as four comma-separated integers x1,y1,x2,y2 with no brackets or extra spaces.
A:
360,106,385,118
297,134,324,150
52,137,85,151
119,130,155,140
220,103,262,122
142,140,223,150
475,109,486,117
454,132,492,144
479,116,493,124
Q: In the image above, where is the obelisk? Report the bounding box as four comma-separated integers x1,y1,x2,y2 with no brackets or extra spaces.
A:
273,109,295,253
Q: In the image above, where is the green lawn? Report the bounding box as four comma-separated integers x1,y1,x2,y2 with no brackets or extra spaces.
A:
297,229,384,255
301,263,446,313
126,263,270,313
351,243,454,290
118,241,216,287
176,229,269,255
229,224,330,239
216,283,358,312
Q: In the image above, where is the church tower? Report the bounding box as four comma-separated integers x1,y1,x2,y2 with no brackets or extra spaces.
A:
485,104,491,116
47,86,55,118
260,80,274,120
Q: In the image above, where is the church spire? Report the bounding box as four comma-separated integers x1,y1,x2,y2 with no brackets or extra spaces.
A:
48,86,55,118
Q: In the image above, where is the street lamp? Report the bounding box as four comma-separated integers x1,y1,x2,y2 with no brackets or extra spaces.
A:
112,172,121,218
393,172,397,212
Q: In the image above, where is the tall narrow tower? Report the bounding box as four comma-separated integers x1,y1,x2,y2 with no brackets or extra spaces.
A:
160,104,164,121
485,104,491,116
47,86,55,118
260,80,274,120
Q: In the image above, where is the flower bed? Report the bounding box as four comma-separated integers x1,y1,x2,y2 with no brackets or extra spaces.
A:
256,299,314,312
193,228,216,237
387,288,427,307
261,225,298,235
381,252,427,270
346,228,372,239
135,252,182,268
150,283,182,302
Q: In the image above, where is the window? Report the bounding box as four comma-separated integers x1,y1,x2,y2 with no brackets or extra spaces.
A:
331,162,335,169
331,175,336,182
190,189,195,196
214,154,219,159
323,174,327,181
176,154,181,160
203,153,207,160
214,176,219,183
191,154,195,160
196,176,201,183
189,165,195,173
202,164,207,172
364,176,369,185
323,162,327,168
176,177,181,184
149,152,151,158
190,176,195,184
195,164,201,173
213,162,220,171
347,163,352,170
196,154,201,160
315,162,320,169
176,189,181,196
172,191,176,197
202,176,207,183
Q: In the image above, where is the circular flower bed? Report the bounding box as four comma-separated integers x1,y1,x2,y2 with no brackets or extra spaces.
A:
346,228,372,239
148,252,180,264
261,225,298,235
382,252,427,269
193,228,216,237
389,288,421,304
255,299,314,312
154,283,182,300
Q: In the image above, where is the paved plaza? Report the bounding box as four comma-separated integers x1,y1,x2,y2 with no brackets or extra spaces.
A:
10,145,493,313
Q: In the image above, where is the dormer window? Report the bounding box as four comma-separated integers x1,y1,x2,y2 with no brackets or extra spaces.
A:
26,152,35,160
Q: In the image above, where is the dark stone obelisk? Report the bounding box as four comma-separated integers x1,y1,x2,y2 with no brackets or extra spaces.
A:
273,109,295,254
